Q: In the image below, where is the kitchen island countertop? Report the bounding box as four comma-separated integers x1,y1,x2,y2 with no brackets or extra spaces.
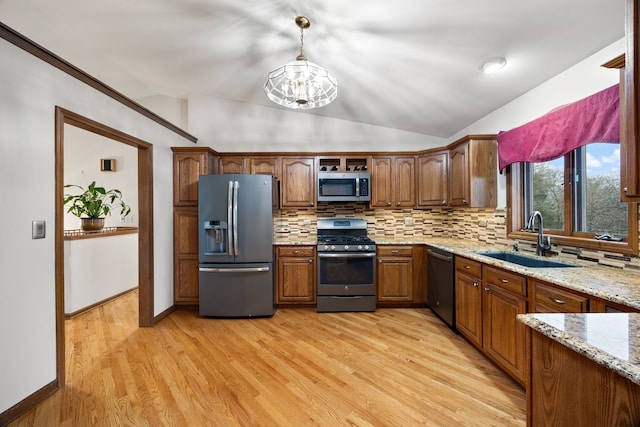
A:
518,312,640,385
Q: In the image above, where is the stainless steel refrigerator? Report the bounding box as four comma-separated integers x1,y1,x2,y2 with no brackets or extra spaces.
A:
198,174,275,317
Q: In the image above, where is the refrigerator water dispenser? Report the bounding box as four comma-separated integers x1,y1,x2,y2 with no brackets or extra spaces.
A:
204,220,227,254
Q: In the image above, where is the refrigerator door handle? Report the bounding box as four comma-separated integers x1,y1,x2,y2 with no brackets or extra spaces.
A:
233,180,239,257
199,267,270,273
227,180,234,256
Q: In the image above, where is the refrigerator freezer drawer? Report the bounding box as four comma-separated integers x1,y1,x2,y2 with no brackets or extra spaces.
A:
199,263,275,318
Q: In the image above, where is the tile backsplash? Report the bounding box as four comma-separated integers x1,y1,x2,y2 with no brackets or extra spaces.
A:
274,205,640,271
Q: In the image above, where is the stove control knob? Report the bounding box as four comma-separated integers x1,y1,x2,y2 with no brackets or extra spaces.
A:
344,245,349,251
323,245,329,251
358,245,363,250
330,245,335,251
364,245,370,250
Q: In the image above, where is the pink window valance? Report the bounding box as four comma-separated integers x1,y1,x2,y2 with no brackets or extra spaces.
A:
496,84,620,171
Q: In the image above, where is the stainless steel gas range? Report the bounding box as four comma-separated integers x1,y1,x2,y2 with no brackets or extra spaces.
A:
316,218,376,312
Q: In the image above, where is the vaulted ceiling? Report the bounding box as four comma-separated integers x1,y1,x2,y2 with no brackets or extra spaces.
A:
0,0,625,139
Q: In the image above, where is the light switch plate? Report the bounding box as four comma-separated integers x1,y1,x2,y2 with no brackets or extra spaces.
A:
32,220,46,239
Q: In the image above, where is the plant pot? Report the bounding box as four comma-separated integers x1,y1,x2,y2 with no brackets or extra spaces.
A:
81,218,105,232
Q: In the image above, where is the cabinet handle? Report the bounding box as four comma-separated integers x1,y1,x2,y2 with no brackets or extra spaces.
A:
310,202,314,206
293,250,300,254
499,278,509,284
391,250,399,254
396,202,400,206
387,202,391,206
463,199,468,204
464,265,471,269
484,287,490,292
442,200,447,204
308,259,313,263
473,282,479,287
623,186,628,193
549,297,566,305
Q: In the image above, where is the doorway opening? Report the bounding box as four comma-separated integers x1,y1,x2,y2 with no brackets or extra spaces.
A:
54,106,154,388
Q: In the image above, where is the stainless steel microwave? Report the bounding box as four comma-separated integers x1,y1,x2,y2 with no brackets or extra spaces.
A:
317,172,371,202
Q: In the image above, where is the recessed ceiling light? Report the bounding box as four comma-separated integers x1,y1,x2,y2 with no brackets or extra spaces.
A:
480,57,507,73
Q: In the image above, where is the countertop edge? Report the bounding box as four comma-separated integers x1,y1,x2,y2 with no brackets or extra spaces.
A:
518,313,640,386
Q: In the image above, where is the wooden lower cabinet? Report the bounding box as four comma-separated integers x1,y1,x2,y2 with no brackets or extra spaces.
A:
531,279,590,313
455,257,528,386
275,246,316,305
174,208,200,305
482,282,527,385
455,258,483,348
376,245,426,306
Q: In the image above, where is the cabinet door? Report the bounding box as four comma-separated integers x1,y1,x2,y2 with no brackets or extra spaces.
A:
281,157,315,208
377,256,414,302
449,142,469,206
276,248,316,304
482,284,527,385
250,157,280,177
219,156,246,174
173,152,207,206
174,209,200,304
370,157,393,207
394,156,416,208
455,272,483,348
417,152,448,207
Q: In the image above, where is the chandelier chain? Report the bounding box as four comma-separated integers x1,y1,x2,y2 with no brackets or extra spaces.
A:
299,26,304,58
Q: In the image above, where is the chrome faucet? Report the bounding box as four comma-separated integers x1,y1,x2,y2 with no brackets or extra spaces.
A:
526,211,552,256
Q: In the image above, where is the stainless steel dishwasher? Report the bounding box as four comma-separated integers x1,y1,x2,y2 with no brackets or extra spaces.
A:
426,247,456,329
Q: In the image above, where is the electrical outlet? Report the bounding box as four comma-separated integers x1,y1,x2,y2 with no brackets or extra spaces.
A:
478,219,488,227
404,217,414,226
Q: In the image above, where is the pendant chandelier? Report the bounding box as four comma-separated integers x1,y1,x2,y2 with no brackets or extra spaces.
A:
264,16,338,109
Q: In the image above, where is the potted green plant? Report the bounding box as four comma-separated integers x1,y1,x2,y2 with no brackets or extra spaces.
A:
64,181,132,231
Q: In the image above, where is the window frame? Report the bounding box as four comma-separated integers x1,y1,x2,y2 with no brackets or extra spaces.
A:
506,160,638,255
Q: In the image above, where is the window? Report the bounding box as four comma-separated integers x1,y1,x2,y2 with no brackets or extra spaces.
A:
507,143,638,254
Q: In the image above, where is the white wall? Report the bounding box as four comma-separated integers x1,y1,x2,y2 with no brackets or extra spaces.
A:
64,124,139,229
449,38,625,207
0,37,195,413
187,95,448,153
64,233,138,314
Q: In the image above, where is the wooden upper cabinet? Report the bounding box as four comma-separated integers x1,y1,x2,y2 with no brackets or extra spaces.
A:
417,151,448,208
370,157,393,207
172,147,217,207
394,156,416,208
219,156,246,174
603,53,639,200
281,157,316,208
448,135,497,208
249,157,280,177
370,156,415,208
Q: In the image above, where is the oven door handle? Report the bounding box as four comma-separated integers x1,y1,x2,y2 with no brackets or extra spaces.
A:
317,252,377,258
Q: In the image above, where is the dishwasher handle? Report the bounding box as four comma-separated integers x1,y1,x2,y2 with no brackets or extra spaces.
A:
427,249,453,262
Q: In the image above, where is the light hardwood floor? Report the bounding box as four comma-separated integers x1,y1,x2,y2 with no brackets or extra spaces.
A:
10,292,525,426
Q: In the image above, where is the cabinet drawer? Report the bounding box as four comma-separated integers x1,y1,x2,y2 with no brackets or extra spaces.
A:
455,257,482,277
378,246,413,257
534,281,589,313
277,246,315,257
484,266,526,297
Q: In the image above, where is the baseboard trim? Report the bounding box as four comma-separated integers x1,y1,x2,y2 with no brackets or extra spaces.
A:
65,287,138,319
153,305,176,324
0,380,59,426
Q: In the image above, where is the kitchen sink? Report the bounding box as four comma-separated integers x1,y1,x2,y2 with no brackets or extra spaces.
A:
476,251,579,268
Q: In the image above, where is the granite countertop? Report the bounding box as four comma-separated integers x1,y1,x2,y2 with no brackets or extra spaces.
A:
518,312,640,385
273,235,640,310
381,237,640,311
